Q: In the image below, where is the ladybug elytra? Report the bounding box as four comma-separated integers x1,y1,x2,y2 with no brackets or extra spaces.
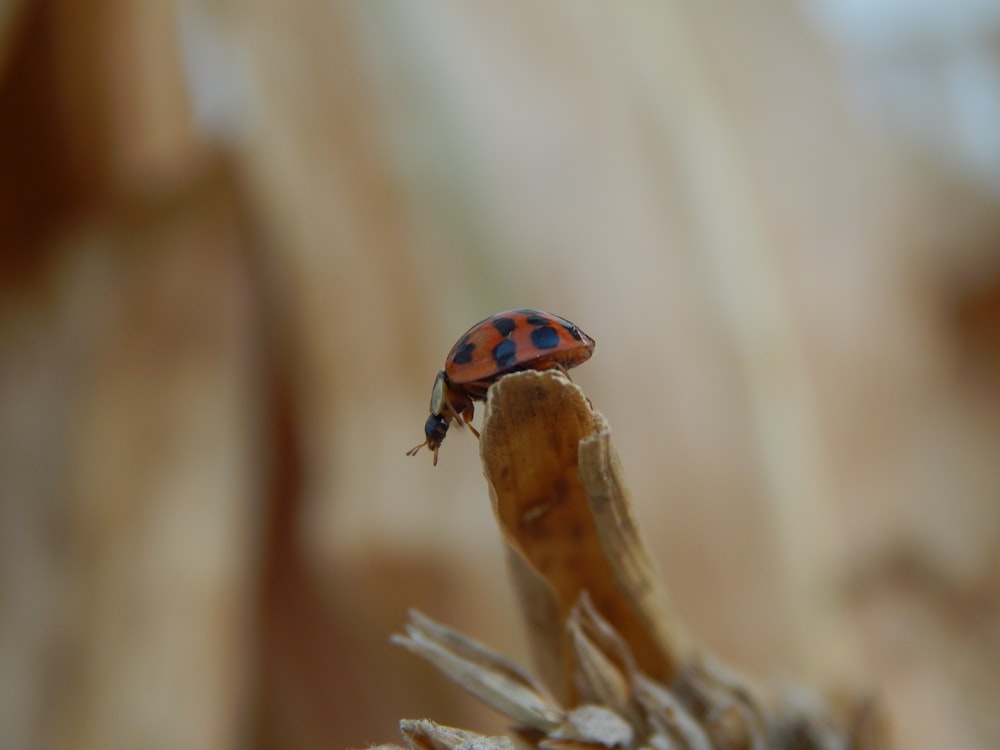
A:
407,309,596,465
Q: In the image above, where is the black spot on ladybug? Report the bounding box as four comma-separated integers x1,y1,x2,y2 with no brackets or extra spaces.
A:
561,323,582,341
452,338,476,364
492,316,516,336
492,339,517,368
530,325,560,350
524,314,550,326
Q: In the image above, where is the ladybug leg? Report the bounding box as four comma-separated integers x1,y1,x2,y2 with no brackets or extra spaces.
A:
441,389,480,440
462,404,480,439
449,402,480,439
443,396,466,427
533,362,593,409
533,360,572,379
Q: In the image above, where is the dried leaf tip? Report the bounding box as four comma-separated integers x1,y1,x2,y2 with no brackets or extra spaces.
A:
479,370,686,695
374,370,889,750
391,610,563,733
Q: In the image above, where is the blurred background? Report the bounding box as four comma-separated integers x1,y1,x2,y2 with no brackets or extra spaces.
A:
2,1,1000,748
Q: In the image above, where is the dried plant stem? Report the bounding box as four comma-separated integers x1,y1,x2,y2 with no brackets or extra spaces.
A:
376,370,888,750
479,370,686,699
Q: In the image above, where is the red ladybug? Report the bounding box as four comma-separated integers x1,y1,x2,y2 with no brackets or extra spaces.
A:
408,309,596,465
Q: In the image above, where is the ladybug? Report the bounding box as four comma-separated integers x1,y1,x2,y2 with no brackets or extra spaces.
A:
407,309,596,465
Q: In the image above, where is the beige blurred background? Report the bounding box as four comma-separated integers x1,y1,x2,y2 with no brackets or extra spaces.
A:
2,1,1000,748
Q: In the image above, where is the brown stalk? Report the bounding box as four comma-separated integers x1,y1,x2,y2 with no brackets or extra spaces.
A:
479,370,686,700
376,370,889,750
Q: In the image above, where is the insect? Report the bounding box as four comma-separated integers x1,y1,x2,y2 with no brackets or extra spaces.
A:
407,309,596,465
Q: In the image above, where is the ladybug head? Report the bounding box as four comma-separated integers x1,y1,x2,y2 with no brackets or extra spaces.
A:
406,413,449,465
424,413,449,461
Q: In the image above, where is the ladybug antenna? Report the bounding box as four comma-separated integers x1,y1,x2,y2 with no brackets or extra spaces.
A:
405,440,441,466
